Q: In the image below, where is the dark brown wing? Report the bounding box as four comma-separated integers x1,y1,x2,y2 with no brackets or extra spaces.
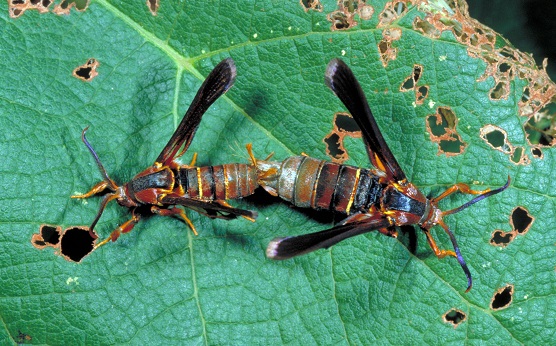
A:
160,196,257,220
156,58,237,166
266,213,392,260
325,58,406,182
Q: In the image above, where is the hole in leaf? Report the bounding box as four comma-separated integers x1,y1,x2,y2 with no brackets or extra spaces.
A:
480,125,512,154
11,8,23,17
490,285,514,310
401,76,414,90
341,0,358,13
510,146,530,165
425,107,466,156
524,114,556,147
490,81,508,100
412,64,422,83
443,308,466,328
323,112,361,163
334,112,360,134
59,0,87,10
147,0,159,15
300,0,322,12
32,224,62,249
438,138,465,155
400,65,427,104
324,133,346,162
328,11,353,30
40,225,61,245
531,147,543,159
416,86,429,104
490,230,516,247
521,87,530,103
498,62,511,73
377,28,401,67
413,17,441,37
52,0,89,15
378,1,408,27
73,58,100,82
8,0,53,17
511,206,534,235
378,40,389,56
326,0,375,30
60,226,96,262
469,33,479,46
485,130,505,148
394,1,406,15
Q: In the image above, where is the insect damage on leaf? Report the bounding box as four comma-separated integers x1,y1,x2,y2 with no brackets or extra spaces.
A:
442,308,466,328
377,28,402,67
31,225,96,262
326,0,374,31
425,107,466,156
413,16,441,37
400,65,422,91
8,0,51,18
490,206,534,247
524,108,556,155
8,0,89,18
510,146,529,165
147,0,159,16
490,284,514,310
32,224,62,249
73,58,100,82
300,0,322,12
411,0,556,163
370,1,409,67
52,0,89,15
323,112,361,163
327,10,356,31
377,1,408,27
480,125,511,153
400,64,429,105
480,125,530,165
531,147,543,159
511,206,534,235
490,230,515,247
60,226,96,262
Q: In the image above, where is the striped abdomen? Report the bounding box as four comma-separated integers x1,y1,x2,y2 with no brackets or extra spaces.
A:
177,164,258,200
257,156,383,214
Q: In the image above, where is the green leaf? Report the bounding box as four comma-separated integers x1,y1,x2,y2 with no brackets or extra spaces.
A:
1,0,554,344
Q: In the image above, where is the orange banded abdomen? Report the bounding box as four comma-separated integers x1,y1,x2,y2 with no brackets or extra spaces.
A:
259,156,383,214
177,164,258,200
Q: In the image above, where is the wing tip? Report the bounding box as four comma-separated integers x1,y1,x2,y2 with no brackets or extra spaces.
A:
266,237,290,260
324,58,340,89
222,57,237,76
325,58,349,87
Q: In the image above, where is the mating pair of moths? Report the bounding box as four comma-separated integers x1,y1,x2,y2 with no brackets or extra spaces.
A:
73,58,508,292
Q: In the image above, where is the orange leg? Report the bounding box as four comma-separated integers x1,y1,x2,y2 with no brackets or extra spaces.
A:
246,143,274,164
422,229,457,259
151,206,198,235
432,183,491,203
246,143,257,165
71,181,111,199
246,143,277,181
94,213,141,250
